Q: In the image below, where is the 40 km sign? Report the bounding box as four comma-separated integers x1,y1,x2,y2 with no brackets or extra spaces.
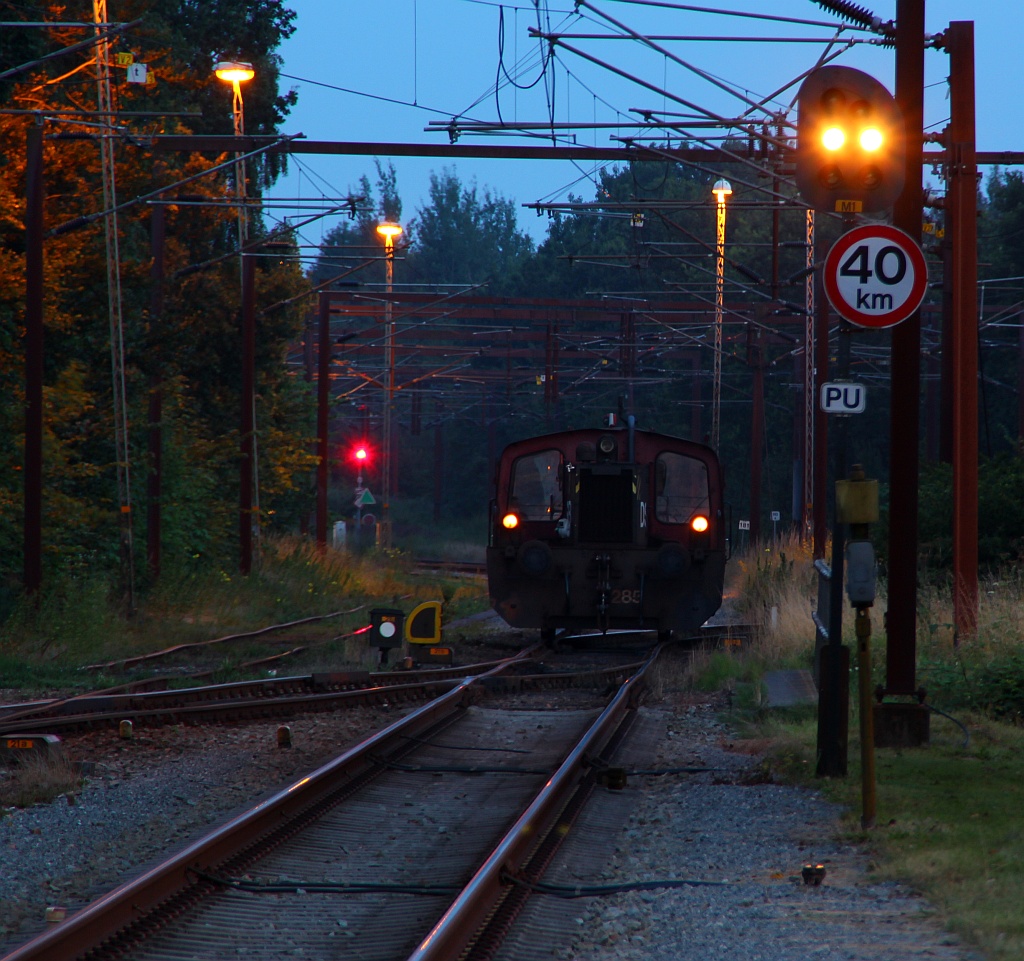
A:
823,224,928,329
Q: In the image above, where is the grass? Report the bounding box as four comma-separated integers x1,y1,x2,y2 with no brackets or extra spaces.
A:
0,535,492,691
693,535,1024,961
0,751,82,809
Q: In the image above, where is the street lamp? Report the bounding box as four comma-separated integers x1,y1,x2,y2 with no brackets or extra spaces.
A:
215,60,257,572
711,179,732,451
376,221,402,550
214,60,254,243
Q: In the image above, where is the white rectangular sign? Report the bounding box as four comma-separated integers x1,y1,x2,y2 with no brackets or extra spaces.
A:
820,381,866,414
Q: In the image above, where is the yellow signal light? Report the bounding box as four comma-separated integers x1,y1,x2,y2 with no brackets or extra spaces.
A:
502,513,519,530
691,515,709,534
821,126,846,151
859,127,884,152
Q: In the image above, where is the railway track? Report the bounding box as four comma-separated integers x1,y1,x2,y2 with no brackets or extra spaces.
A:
1,648,662,961
0,647,653,740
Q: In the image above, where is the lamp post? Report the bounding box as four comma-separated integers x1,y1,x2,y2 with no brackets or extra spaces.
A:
214,60,254,244
376,221,402,550
711,179,732,451
215,60,257,573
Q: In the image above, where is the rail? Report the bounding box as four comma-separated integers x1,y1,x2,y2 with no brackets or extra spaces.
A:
405,645,657,961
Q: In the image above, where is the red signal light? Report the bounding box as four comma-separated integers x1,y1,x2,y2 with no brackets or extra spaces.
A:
348,442,372,467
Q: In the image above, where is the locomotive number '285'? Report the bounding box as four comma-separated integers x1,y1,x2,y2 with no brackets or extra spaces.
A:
612,589,642,605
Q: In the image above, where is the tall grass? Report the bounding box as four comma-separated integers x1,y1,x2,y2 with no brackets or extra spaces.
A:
719,536,1024,961
726,533,1024,724
0,536,489,683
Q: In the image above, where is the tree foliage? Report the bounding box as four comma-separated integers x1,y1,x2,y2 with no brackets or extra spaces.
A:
0,2,310,599
404,167,534,295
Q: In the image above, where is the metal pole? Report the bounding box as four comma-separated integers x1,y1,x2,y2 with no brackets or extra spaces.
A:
856,606,877,827
817,319,852,777
382,238,394,550
147,204,165,580
316,292,330,549
712,195,725,450
23,120,44,595
813,270,830,560
95,0,134,607
885,0,926,696
231,80,248,244
239,252,255,575
749,326,763,545
805,209,816,543
947,21,979,641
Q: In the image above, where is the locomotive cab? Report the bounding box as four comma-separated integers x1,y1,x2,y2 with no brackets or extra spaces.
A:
487,421,726,641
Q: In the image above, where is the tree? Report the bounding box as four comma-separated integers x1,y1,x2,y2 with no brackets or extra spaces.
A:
405,168,534,295
0,2,309,595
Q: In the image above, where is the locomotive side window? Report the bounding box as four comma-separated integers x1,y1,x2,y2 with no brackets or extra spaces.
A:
510,449,563,520
655,452,709,524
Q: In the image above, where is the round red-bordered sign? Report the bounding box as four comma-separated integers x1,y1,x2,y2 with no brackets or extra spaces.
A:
823,224,928,329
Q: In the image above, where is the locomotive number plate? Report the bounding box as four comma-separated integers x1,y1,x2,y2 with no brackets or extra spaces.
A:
6,738,35,750
611,589,642,605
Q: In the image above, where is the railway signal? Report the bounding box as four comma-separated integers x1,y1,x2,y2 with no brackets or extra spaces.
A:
796,66,905,214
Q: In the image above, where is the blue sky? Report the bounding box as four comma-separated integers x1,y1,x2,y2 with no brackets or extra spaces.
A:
264,1,1023,247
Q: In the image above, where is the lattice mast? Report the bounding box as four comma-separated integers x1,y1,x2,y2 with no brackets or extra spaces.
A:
94,0,135,605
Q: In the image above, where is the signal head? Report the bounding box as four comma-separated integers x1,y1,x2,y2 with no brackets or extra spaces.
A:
796,66,905,214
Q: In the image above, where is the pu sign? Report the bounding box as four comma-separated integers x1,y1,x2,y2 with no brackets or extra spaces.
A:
823,224,927,329
820,381,866,414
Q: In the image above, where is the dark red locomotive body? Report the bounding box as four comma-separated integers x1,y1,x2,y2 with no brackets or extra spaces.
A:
486,419,726,640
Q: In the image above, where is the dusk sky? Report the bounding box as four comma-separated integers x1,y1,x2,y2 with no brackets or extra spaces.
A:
263,2,1021,247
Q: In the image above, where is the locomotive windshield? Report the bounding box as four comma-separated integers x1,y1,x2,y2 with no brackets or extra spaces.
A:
655,452,710,524
509,449,563,520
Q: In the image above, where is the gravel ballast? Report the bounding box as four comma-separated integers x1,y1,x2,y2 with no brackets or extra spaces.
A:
558,701,983,961
1,695,984,960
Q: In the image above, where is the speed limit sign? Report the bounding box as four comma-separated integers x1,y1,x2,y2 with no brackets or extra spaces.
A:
823,224,928,329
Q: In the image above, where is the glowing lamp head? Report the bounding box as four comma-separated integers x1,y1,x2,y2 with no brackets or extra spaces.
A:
214,61,255,84
376,222,403,241
354,447,368,463
859,127,884,152
690,515,710,534
712,178,733,204
501,512,519,530
821,126,846,151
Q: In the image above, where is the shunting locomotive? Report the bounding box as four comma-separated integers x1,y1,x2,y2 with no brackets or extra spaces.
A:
486,416,727,641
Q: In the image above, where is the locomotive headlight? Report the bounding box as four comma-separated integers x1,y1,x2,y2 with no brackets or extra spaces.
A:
690,515,710,534
598,435,616,455
502,512,520,530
